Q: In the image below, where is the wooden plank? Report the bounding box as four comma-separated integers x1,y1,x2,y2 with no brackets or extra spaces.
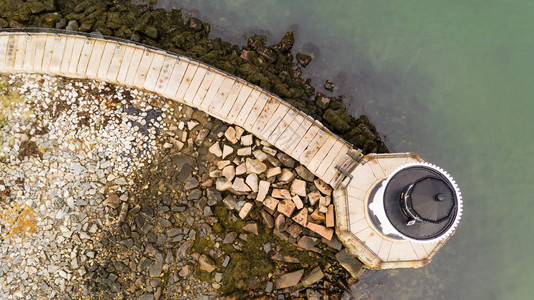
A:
154,56,177,95
283,117,312,154
307,135,337,173
261,104,290,140
243,93,268,130
226,85,253,123
274,113,305,152
198,73,225,111
144,53,165,91
267,109,296,143
208,77,235,115
133,50,154,88
322,146,349,184
191,69,216,107
174,62,198,101
76,39,94,77
116,46,136,84
67,37,85,76
59,37,76,75
163,59,189,99
251,97,280,136
183,66,207,105
124,47,144,86
0,35,10,71
13,35,27,72
315,139,346,178
235,89,261,127
22,35,36,72
291,124,320,160
299,128,330,166
96,42,116,79
86,40,106,79
106,43,127,83
4,35,18,72
219,82,243,119
41,35,57,73
49,36,67,74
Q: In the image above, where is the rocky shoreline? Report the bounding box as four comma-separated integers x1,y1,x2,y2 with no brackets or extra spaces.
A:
0,0,387,154
1,74,364,299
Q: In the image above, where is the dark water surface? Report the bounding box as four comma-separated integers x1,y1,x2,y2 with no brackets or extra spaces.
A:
153,1,534,299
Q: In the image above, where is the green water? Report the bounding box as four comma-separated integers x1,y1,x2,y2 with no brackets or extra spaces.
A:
157,1,534,299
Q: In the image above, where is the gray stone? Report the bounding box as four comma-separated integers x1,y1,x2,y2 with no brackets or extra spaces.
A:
179,265,193,277
139,294,154,300
295,165,315,182
223,232,237,244
335,250,364,279
222,195,237,210
277,152,295,168
301,267,324,287
275,269,304,289
222,255,231,267
149,262,163,278
184,177,199,190
176,241,194,259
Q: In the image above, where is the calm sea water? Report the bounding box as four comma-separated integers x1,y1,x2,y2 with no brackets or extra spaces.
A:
155,1,534,299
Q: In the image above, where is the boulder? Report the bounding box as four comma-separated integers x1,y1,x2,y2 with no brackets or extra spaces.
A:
307,223,334,240
246,158,267,174
295,165,315,182
300,267,324,287
290,179,307,197
275,269,304,289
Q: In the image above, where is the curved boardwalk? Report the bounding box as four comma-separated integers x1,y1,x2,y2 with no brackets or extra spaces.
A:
0,30,358,187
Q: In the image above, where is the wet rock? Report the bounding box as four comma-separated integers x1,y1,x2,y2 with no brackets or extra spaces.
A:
222,195,237,210
322,235,343,251
335,251,364,279
296,53,313,67
256,180,270,202
223,232,237,244
297,236,319,251
242,222,258,235
295,165,315,182
206,188,222,205
301,267,324,287
199,254,216,273
246,158,267,174
275,269,304,289
287,223,303,238
290,179,307,197
139,294,154,300
314,179,333,195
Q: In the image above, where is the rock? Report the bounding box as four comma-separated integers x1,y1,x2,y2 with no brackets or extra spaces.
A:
149,262,163,278
184,177,199,190
103,194,120,209
241,134,253,146
253,150,268,161
265,281,274,293
275,269,304,289
335,251,364,279
292,209,308,227
263,196,279,212
199,255,216,273
278,168,294,182
261,210,275,228
277,152,295,168
324,79,335,91
326,205,335,228
310,208,326,222
245,173,259,192
314,179,333,195
272,189,291,200
237,147,251,156
209,141,222,157
277,200,296,217
287,223,303,238
266,167,281,178
176,241,194,259
232,177,251,193
223,232,237,244
139,294,155,300
206,188,222,205
242,222,258,235
296,165,315,182
235,162,247,175
221,165,235,181
292,195,304,210
222,144,233,159
245,158,267,174
290,179,307,197
224,127,238,144
179,265,193,277
275,214,286,232
217,160,231,169
187,120,199,130
306,289,320,300
216,177,232,191
307,223,334,240
308,191,321,206
222,195,237,210
301,267,324,287
322,235,343,251
297,236,319,250
296,53,313,67
222,255,231,267
256,180,270,202
238,202,253,219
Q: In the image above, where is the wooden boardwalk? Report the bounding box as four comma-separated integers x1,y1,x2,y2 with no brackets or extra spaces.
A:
0,31,356,187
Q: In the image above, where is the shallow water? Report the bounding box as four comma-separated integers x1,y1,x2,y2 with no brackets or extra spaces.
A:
154,1,534,299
